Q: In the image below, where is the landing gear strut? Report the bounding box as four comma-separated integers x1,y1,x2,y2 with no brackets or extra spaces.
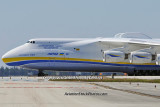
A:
38,70,45,76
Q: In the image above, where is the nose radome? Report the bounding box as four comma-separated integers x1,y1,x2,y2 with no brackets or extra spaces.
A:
2,53,7,64
2,51,9,59
2,44,27,58
2,44,28,65
2,51,13,64
2,45,24,63
2,49,14,59
2,54,6,59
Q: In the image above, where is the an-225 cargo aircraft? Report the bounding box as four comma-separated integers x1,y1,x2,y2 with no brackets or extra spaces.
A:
2,32,160,76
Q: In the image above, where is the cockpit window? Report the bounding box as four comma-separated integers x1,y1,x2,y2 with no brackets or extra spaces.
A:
26,41,35,44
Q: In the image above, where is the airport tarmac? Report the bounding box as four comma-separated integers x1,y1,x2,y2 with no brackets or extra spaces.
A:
0,77,159,107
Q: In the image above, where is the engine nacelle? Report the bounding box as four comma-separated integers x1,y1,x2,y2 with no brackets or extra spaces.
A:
156,54,160,65
103,51,125,62
130,52,152,64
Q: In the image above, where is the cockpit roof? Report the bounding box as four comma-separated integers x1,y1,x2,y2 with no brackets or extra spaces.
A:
26,38,88,44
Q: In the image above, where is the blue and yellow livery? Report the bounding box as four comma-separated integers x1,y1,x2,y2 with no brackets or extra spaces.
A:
2,32,160,76
107,54,121,57
134,55,148,59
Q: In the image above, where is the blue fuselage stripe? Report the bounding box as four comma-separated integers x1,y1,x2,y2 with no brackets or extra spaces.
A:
6,60,159,67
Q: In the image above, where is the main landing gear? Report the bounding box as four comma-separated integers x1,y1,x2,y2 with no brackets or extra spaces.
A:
38,70,45,76
128,70,160,76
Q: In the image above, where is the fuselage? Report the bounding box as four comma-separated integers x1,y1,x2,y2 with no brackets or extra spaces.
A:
2,38,104,71
2,37,160,74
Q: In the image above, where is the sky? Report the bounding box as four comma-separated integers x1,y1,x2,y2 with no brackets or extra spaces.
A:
0,0,160,66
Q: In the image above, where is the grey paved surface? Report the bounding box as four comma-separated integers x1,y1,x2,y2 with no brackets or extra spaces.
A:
110,76,160,79
0,77,159,107
95,82,160,96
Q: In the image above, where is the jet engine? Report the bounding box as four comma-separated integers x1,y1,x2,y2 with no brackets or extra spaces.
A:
156,54,160,65
103,51,126,62
130,52,153,64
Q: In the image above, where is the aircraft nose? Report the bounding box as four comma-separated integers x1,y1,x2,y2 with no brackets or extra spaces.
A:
2,54,6,59
2,54,5,63
2,44,27,65
2,52,8,59
2,47,20,64
2,52,11,64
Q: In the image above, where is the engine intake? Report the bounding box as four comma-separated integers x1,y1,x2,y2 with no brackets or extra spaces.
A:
156,54,160,65
130,52,153,64
103,51,126,62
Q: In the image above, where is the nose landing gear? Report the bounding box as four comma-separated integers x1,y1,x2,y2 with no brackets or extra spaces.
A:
38,70,45,76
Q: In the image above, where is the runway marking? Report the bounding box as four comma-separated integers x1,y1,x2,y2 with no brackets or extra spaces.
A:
4,83,56,85
0,87,98,89
3,83,89,85
90,83,160,99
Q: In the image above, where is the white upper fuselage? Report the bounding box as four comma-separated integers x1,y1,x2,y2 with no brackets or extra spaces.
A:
2,38,105,71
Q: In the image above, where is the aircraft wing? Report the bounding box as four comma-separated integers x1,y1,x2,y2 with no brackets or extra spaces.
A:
61,38,160,48
99,38,160,46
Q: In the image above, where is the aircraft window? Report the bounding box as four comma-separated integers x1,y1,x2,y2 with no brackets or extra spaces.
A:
26,41,35,44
